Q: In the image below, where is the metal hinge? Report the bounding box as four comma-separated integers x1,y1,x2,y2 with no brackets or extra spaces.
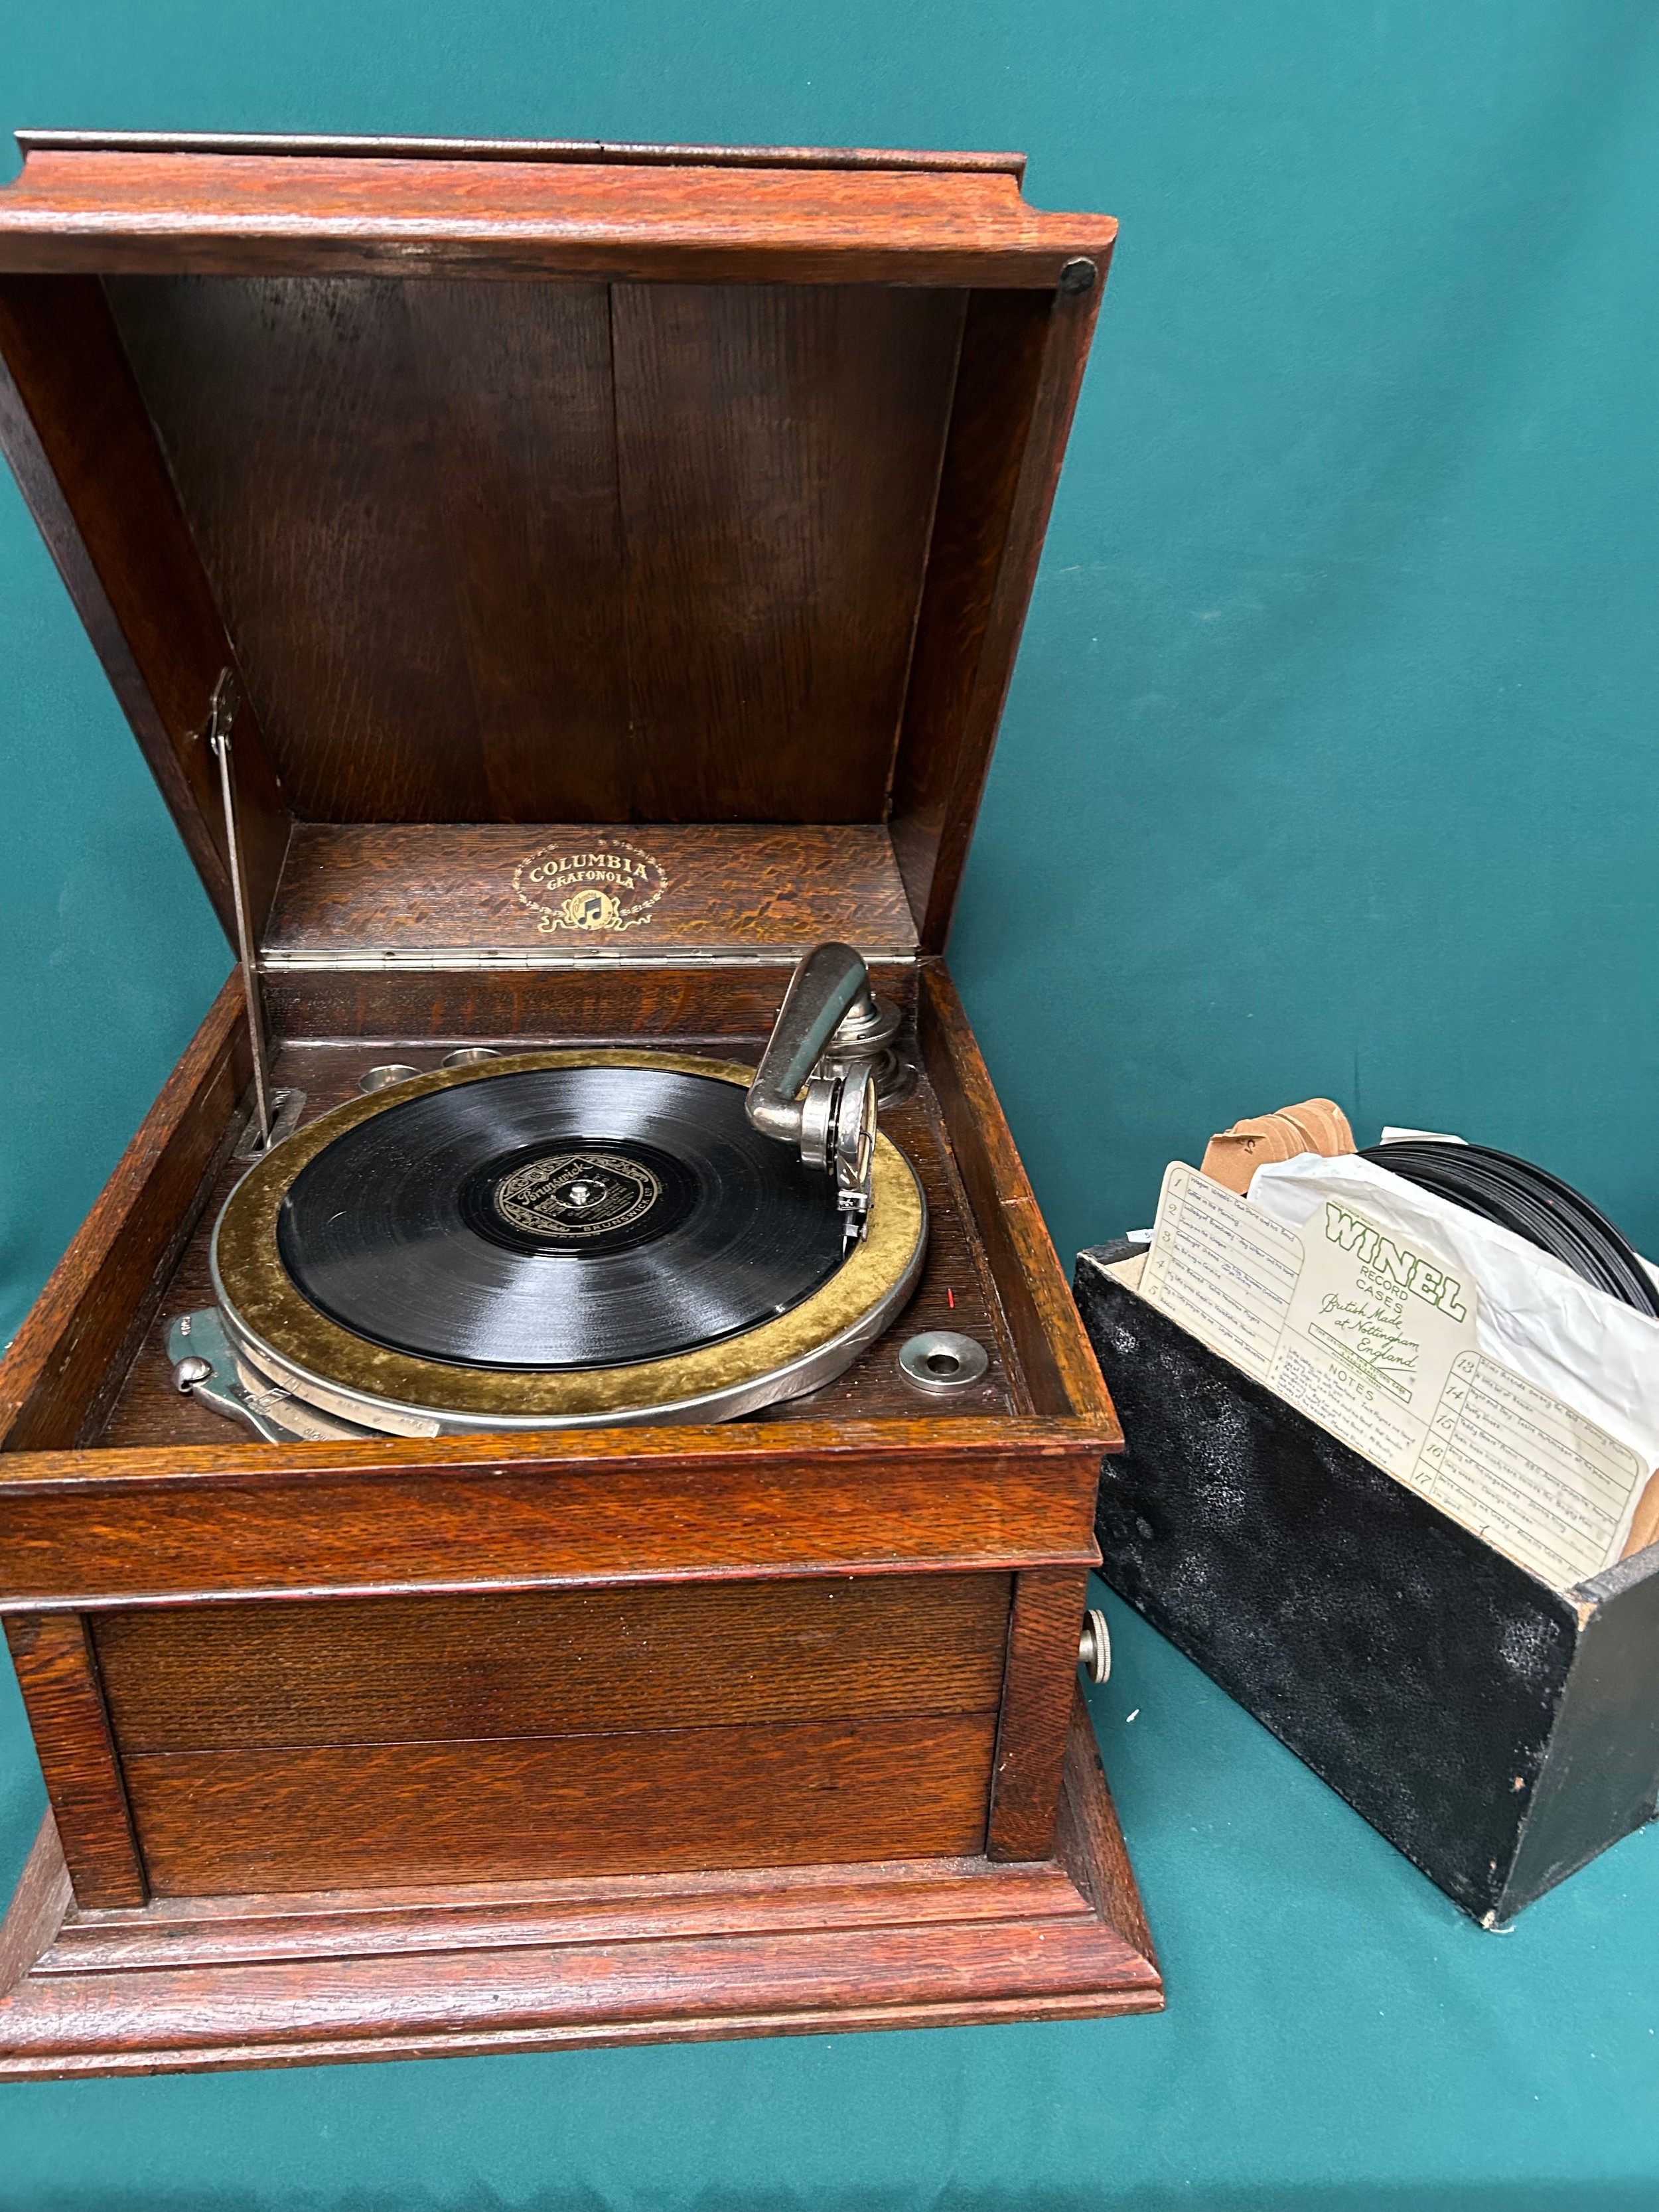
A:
258,945,921,974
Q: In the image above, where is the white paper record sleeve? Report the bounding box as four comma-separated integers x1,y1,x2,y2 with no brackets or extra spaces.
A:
1136,1155,1659,1591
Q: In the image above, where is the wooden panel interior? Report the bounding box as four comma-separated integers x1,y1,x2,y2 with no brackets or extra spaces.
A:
121,1714,998,1894
0,264,1096,959
889,287,1054,934
0,273,291,939
0,976,246,1458
104,273,965,827
94,1574,1013,1752
263,822,919,961
919,962,1115,1422
92,1014,1031,1447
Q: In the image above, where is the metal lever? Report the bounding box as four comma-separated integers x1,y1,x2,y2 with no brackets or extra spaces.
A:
1078,1609,1112,1685
747,941,883,1240
169,1309,303,1443
167,1310,375,1444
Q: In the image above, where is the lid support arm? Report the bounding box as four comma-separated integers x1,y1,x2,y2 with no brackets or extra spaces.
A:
206,670,275,1151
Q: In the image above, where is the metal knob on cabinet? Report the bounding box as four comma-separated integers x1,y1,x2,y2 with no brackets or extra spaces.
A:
1078,1608,1111,1685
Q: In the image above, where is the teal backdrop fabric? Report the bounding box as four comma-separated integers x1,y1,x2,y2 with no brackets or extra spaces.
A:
3,1,1659,2203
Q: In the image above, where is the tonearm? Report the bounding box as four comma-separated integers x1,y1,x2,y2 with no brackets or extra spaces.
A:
745,942,900,1243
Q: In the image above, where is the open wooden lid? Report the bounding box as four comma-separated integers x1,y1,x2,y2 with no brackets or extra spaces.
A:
0,134,1114,968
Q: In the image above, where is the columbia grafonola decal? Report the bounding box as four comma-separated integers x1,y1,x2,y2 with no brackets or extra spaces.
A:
512,839,669,933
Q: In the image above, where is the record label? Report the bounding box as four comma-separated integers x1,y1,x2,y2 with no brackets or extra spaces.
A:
492,1150,662,1241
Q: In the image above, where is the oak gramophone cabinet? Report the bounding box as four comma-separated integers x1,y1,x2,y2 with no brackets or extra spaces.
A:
0,131,1159,2073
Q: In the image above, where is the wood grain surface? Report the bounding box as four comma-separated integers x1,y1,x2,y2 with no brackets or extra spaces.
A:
1056,1684,1159,1974
902,276,1107,948
262,825,919,959
0,972,244,1455
123,1711,999,1893
0,1922,1158,2073
889,289,1055,933
93,1573,1013,1751
987,1568,1092,1862
0,1820,71,2000
0,147,1117,286
106,275,959,826
0,1420,1101,1611
259,962,920,1045
2,1615,147,1909
38,1855,1086,1976
607,282,960,822
0,275,290,938
0,1696,1159,2075
920,962,1119,1426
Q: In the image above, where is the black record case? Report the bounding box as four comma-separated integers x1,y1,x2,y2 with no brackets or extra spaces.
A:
1075,1246,1659,1923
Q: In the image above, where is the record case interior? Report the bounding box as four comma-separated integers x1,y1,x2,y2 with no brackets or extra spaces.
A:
0,134,1159,2072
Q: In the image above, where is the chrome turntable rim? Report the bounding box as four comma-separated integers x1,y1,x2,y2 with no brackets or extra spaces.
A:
210,1050,926,1435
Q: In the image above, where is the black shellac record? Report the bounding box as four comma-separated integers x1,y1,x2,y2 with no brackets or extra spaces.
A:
275,1066,849,1368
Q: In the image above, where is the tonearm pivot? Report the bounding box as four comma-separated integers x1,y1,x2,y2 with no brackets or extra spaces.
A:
745,942,900,1242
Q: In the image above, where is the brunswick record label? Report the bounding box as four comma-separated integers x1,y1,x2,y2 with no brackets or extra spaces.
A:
490,1150,666,1242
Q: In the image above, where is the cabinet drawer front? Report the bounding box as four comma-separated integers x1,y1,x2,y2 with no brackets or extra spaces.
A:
94,1574,1013,1753
124,1712,999,1894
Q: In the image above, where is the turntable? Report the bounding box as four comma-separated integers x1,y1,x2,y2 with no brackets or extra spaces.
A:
171,942,929,1440
0,131,1159,2075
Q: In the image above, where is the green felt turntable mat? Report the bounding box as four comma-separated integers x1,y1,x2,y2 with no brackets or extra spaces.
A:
4,0,1659,2199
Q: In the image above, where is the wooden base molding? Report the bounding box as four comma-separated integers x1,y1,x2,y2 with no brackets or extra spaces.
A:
0,1694,1158,2077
